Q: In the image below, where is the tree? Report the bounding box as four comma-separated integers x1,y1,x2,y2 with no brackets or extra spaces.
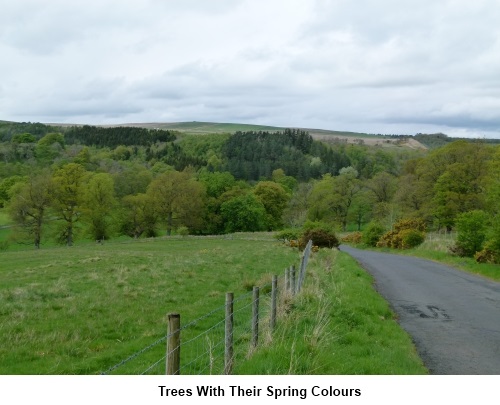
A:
147,170,206,235
35,132,65,163
83,173,116,241
253,181,290,230
220,193,267,233
120,193,158,238
452,210,489,257
283,182,313,228
308,167,361,231
0,175,26,208
366,171,397,203
8,171,52,249
50,163,88,246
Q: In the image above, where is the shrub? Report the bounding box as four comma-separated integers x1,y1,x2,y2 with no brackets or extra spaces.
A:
362,222,386,247
177,226,189,237
400,229,425,249
451,210,489,257
341,232,363,244
474,246,500,264
300,222,339,249
274,228,301,243
377,218,426,249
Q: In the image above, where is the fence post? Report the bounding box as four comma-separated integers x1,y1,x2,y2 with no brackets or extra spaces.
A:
285,267,290,293
297,240,312,293
291,265,296,295
224,292,234,375
166,313,181,375
270,275,278,330
252,286,260,348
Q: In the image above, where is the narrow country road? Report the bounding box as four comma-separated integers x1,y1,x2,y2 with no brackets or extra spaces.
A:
340,245,500,375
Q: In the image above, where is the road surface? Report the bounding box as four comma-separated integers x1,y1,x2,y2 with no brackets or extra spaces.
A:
340,245,500,374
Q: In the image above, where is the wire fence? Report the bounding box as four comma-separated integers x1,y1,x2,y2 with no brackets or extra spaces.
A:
101,240,313,375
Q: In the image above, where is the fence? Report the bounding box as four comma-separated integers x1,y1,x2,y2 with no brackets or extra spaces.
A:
101,240,313,375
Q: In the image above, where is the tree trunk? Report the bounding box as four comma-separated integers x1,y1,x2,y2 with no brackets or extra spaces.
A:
167,212,173,236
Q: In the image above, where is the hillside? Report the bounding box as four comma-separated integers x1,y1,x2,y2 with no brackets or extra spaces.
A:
94,121,429,150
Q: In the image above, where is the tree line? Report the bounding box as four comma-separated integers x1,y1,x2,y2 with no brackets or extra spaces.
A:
0,122,499,262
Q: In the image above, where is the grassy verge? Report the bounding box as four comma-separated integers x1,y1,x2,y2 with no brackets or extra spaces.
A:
234,248,427,375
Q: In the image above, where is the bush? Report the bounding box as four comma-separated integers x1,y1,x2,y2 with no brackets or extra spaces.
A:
274,228,301,243
362,222,386,247
177,226,189,237
377,218,426,249
300,222,339,249
400,229,425,249
341,232,363,244
451,210,489,257
474,246,500,264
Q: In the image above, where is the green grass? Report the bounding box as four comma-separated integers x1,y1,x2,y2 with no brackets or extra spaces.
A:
0,235,298,374
234,249,427,375
0,235,427,375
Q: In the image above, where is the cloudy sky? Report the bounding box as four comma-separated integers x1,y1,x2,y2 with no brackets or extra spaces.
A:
1,0,500,138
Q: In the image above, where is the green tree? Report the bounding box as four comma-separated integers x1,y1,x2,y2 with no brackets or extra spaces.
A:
50,163,88,246
308,167,361,231
253,181,290,230
7,171,52,249
83,173,116,240
283,182,313,228
120,193,158,238
35,132,65,163
220,193,267,233
452,210,489,257
147,170,206,235
0,175,26,208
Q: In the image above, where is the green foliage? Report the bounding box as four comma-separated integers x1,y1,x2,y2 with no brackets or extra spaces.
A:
12,133,37,143
220,193,267,233
362,222,386,247
64,125,176,147
0,175,26,208
451,210,489,257
50,163,89,246
147,170,206,236
274,228,301,243
176,226,189,237
253,181,290,230
300,221,339,248
378,218,426,249
400,229,426,249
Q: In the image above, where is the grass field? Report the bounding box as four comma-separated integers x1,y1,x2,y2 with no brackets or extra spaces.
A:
0,233,427,375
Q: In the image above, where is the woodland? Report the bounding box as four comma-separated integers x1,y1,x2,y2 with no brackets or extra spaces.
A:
0,121,499,262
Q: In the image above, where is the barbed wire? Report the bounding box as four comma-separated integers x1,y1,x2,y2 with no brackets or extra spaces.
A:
99,254,311,376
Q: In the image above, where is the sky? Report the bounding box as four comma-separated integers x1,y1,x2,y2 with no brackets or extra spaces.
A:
1,0,500,138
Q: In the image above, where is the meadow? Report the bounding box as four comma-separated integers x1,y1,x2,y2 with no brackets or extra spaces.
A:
0,234,426,375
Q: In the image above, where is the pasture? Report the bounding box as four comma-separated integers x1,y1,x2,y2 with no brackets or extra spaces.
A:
0,234,426,374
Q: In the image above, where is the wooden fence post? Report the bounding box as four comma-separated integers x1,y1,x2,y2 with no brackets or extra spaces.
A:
166,313,181,375
291,265,296,295
252,286,260,348
285,267,290,292
224,292,234,375
270,275,278,330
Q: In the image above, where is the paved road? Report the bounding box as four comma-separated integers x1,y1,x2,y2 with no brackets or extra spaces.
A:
340,245,500,374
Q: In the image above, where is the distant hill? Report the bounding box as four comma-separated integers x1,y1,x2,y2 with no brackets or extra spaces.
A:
108,121,428,150
3,119,500,149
